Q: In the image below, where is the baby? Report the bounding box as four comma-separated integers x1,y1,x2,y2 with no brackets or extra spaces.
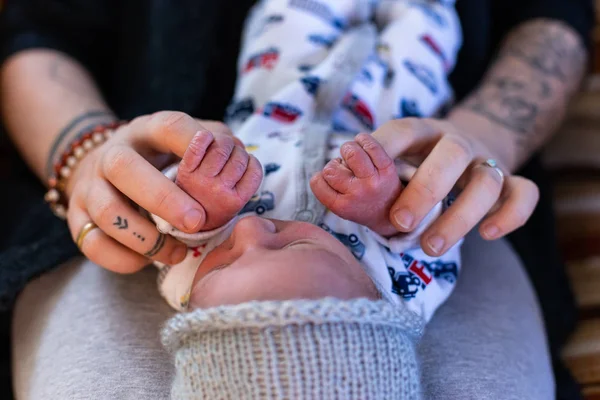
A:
154,0,462,322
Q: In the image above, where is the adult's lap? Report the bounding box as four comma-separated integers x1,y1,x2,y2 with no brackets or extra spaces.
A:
419,230,554,400
12,232,553,399
12,258,175,400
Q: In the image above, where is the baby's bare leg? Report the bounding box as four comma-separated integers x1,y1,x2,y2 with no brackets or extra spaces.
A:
311,133,401,236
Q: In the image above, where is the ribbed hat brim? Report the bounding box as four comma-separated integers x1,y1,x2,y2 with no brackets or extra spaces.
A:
162,298,424,400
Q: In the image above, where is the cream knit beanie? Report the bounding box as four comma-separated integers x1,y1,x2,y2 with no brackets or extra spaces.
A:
162,298,424,400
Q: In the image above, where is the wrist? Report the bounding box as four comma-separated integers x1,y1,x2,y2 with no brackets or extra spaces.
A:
45,121,125,219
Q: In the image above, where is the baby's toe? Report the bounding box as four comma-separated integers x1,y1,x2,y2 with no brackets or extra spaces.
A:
354,133,394,172
340,140,376,179
179,130,214,173
310,172,340,210
219,146,249,188
322,158,354,193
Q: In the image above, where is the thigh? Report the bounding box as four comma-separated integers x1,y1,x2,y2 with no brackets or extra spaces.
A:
12,258,175,400
418,231,555,400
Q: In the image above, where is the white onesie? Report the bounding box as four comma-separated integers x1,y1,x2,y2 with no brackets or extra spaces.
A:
154,0,463,323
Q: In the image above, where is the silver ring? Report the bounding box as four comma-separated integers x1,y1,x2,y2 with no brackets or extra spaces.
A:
481,159,505,183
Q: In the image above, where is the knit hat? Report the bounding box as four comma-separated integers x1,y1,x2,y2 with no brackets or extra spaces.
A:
161,298,424,399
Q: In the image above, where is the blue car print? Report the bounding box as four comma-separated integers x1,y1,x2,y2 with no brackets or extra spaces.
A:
357,68,373,84
424,260,459,284
264,163,281,176
388,267,421,299
401,99,422,118
300,76,321,96
308,33,337,48
409,1,446,26
319,223,366,260
262,102,303,123
225,98,255,123
290,0,345,29
264,14,284,25
404,60,438,94
298,64,315,73
240,191,275,215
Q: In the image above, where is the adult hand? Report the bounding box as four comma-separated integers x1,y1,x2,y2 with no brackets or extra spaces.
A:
372,118,539,257
65,111,240,273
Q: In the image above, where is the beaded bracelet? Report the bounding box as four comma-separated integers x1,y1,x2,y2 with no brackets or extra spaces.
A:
45,121,125,219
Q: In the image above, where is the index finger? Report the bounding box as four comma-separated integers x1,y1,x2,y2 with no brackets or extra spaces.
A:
371,118,441,159
389,134,473,232
103,145,206,233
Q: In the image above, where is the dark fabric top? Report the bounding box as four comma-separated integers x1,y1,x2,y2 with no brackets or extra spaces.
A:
0,0,594,398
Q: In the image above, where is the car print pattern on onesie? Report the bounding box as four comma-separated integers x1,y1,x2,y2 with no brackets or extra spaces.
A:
244,48,280,74
240,191,276,215
262,102,303,123
319,222,366,260
154,0,463,320
289,0,346,30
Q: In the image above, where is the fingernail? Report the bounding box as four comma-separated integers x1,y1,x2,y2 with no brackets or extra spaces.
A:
394,209,414,230
483,224,499,239
183,209,204,231
427,235,445,254
170,245,188,264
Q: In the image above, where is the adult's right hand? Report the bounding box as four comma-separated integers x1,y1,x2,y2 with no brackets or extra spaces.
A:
65,111,239,273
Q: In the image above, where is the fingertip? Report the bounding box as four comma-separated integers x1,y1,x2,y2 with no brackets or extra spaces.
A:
480,223,501,241
390,207,414,232
170,243,188,264
181,208,205,233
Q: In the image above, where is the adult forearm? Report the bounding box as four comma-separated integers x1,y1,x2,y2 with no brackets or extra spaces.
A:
1,49,116,181
448,19,587,173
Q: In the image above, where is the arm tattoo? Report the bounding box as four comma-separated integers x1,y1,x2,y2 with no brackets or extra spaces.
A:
463,19,587,156
49,57,97,98
45,110,115,178
144,233,167,257
502,20,586,83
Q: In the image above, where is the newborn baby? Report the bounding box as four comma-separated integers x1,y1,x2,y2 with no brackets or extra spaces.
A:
153,0,462,321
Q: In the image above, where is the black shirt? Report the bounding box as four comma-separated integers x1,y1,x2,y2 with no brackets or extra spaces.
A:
0,1,594,398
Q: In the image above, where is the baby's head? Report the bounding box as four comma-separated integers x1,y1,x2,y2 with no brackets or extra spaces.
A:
188,216,380,309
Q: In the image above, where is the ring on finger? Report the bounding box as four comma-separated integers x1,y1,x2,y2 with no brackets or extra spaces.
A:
480,159,504,184
76,221,99,249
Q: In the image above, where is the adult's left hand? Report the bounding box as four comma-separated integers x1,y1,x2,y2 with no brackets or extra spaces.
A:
372,118,539,257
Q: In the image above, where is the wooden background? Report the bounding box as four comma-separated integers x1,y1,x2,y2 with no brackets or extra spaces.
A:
549,3,600,398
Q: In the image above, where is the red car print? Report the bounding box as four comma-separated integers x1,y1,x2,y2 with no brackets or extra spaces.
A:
262,102,303,123
420,34,450,72
342,94,374,130
243,48,279,73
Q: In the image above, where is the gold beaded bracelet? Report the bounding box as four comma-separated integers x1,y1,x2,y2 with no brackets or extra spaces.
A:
44,121,125,219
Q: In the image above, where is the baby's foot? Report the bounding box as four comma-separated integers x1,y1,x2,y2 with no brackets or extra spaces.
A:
176,131,263,231
311,133,401,237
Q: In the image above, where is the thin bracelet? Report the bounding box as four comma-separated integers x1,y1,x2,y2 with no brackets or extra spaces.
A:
45,121,126,219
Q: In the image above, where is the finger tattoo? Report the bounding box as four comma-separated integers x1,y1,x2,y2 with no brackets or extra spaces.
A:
113,216,129,229
144,233,166,257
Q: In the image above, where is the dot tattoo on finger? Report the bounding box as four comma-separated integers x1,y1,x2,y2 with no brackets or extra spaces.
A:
133,232,146,242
